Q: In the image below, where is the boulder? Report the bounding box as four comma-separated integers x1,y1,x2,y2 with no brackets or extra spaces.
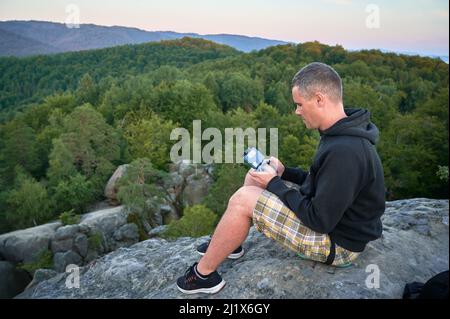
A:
16,199,449,299
53,251,83,273
54,225,80,241
51,238,74,254
163,172,184,203
24,269,58,292
178,160,196,178
113,224,139,242
0,222,61,263
181,173,213,207
73,234,89,258
80,206,128,236
104,164,129,205
148,225,168,238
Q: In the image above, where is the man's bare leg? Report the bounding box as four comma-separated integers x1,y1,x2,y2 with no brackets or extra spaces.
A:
196,185,264,275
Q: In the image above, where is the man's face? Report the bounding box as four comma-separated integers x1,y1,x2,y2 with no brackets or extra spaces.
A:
292,86,321,129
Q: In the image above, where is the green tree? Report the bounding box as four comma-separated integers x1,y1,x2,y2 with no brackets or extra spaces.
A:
117,158,166,227
62,104,120,173
151,80,220,128
254,102,281,129
0,119,40,185
164,204,217,238
380,113,448,199
47,104,120,198
52,174,94,214
219,73,264,112
46,138,78,188
203,164,247,216
264,81,291,114
5,167,53,230
343,79,398,132
76,73,99,106
123,110,178,169
149,65,184,86
280,134,317,169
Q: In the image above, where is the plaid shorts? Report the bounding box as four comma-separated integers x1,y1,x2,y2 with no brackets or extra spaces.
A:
252,190,360,267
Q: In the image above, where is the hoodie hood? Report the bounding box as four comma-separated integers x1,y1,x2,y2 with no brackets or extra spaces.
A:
320,108,379,145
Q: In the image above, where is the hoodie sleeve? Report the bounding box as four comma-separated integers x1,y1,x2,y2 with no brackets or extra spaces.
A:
266,146,364,234
281,167,309,185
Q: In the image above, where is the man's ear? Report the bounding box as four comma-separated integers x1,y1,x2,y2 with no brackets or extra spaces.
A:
315,92,325,107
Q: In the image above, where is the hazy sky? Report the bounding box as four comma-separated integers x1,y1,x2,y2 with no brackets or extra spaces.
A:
0,0,448,55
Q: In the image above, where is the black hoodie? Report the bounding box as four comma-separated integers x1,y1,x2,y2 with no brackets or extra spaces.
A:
266,108,386,252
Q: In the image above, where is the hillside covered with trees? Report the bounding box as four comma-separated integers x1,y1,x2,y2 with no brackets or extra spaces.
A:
0,37,448,234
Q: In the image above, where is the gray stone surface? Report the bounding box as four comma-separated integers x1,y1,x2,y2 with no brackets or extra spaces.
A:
148,225,168,238
113,223,139,242
53,251,83,273
51,238,74,254
54,225,80,241
181,173,213,207
104,164,129,205
164,172,184,203
178,160,196,178
0,222,61,263
16,199,449,299
73,234,89,258
24,269,58,291
80,206,128,235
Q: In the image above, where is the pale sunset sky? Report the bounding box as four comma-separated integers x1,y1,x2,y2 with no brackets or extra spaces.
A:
0,0,448,56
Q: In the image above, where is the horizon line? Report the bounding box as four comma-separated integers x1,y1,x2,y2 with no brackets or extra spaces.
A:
1,19,448,58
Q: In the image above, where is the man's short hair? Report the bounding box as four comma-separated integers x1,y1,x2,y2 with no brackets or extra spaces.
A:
292,62,343,102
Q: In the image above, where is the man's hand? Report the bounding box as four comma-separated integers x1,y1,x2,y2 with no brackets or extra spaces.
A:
269,157,285,177
247,166,277,189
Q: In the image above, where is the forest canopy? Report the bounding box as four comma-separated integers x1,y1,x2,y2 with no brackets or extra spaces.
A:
0,37,448,234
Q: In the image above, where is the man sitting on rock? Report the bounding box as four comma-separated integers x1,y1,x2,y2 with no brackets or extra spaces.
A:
176,62,386,294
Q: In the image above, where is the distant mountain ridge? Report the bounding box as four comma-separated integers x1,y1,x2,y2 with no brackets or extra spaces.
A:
0,20,289,57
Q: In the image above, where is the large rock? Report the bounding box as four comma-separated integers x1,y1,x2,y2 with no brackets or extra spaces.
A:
73,234,89,258
113,224,139,242
24,269,58,292
0,205,137,273
53,251,83,273
104,164,129,205
178,160,196,178
159,160,216,220
163,172,184,203
0,222,61,263
79,205,132,253
54,225,80,241
181,173,213,207
0,261,31,298
80,206,128,236
16,198,449,299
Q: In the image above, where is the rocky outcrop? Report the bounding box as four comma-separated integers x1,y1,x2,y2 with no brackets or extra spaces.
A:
166,160,214,216
104,160,214,224
16,198,449,299
0,222,61,263
0,206,140,275
51,206,141,272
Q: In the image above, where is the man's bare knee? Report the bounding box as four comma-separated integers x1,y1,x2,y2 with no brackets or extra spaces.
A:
228,186,264,217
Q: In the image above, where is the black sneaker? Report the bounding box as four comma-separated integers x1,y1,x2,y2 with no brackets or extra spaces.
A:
197,241,245,259
176,263,226,294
